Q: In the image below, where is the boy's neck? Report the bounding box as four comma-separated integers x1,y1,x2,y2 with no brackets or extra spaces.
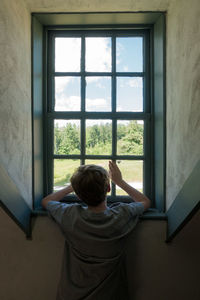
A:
88,200,107,213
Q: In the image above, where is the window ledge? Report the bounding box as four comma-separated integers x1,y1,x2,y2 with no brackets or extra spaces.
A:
141,209,167,220
32,207,167,220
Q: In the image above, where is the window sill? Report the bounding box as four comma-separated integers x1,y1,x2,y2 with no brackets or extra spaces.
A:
32,207,167,220
141,209,167,220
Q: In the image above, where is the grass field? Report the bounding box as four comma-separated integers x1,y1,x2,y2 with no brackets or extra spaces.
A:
54,159,143,195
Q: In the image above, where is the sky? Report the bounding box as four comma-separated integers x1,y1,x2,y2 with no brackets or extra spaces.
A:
54,36,143,113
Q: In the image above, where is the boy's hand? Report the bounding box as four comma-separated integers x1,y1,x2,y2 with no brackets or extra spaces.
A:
109,161,151,210
109,161,123,186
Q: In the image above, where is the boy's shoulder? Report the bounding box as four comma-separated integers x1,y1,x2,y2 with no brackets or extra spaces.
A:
109,201,145,216
46,200,144,225
46,201,81,223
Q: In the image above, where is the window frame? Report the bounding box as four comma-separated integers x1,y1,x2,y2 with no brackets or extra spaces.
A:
32,12,166,213
45,28,153,203
0,12,166,240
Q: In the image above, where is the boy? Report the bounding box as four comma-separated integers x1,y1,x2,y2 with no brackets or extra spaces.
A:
42,161,150,300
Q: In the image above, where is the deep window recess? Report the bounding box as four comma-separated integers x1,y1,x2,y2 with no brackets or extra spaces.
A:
45,29,153,203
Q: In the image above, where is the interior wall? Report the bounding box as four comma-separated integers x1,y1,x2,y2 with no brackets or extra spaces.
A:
25,0,170,12
1,0,199,210
166,0,200,209
0,0,200,299
0,0,32,207
0,208,199,300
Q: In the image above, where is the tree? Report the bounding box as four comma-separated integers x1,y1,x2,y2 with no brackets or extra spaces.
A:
117,121,143,155
55,123,80,155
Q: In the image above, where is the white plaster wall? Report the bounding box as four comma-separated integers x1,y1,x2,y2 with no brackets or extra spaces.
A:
25,0,200,210
166,0,200,209
0,208,200,300
0,0,32,206
0,0,199,209
25,0,170,12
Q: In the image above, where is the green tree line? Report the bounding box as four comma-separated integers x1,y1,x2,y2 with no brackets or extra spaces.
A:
54,121,143,156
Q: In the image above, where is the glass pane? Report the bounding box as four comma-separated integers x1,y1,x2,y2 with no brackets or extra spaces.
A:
116,160,143,195
86,120,112,155
86,77,111,112
85,159,111,195
116,37,143,72
117,120,144,155
55,77,81,111
54,159,80,191
116,77,143,112
85,37,111,72
54,120,80,155
55,37,81,72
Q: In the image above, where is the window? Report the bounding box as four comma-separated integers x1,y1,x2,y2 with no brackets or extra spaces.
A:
0,12,165,238
32,12,165,213
45,29,153,202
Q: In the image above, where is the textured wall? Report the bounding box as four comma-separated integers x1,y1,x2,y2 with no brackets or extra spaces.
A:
166,0,200,209
0,0,32,206
0,0,199,209
25,0,170,12
0,208,199,300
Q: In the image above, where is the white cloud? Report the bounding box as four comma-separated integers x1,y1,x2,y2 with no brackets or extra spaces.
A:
55,37,112,73
86,77,107,86
86,77,100,84
55,95,80,111
86,37,111,72
86,97,111,111
55,77,74,93
127,78,143,88
55,38,81,72
116,41,124,66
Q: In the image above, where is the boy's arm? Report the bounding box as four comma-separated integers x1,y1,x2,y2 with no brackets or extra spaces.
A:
41,185,73,209
109,161,151,210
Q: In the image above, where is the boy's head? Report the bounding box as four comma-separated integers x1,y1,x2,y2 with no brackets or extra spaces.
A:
70,164,110,207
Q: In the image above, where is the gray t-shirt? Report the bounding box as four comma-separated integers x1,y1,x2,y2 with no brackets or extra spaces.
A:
47,201,144,300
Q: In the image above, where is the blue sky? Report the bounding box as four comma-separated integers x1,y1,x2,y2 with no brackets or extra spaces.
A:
55,36,143,113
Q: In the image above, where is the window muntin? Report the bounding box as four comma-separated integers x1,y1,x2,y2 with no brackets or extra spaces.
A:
46,30,151,200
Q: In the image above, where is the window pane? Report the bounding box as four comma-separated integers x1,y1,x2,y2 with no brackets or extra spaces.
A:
54,120,80,155
54,159,80,191
117,120,144,155
116,160,143,195
86,77,111,111
85,159,111,195
85,37,111,72
55,37,81,72
86,120,112,155
116,77,143,112
55,77,81,111
116,37,143,72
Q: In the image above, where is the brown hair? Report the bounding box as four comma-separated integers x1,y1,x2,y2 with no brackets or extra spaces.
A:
70,164,110,206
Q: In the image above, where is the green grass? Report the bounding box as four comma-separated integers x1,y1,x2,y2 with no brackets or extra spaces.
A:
54,159,143,195
54,159,80,187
